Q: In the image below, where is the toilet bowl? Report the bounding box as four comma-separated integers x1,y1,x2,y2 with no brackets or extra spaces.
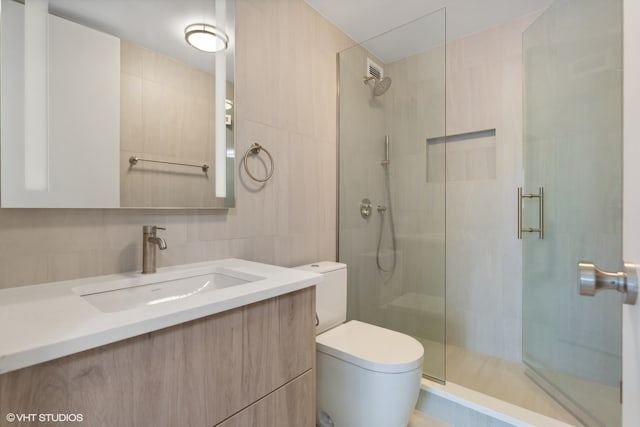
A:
295,262,424,427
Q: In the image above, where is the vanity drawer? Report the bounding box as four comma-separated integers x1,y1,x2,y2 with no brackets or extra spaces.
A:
216,370,314,427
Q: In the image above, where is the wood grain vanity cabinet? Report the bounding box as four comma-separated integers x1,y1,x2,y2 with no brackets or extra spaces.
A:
0,287,315,427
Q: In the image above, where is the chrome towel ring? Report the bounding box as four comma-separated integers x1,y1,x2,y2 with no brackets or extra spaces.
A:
242,142,274,182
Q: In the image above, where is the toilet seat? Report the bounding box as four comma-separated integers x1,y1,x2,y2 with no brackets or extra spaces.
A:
316,320,424,373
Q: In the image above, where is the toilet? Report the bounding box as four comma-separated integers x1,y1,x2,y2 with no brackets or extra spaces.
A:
295,262,424,427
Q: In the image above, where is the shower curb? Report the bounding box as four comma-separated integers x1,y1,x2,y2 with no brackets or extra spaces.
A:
417,379,577,427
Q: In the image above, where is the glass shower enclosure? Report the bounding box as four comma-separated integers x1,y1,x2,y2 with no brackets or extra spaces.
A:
522,0,623,425
337,9,447,381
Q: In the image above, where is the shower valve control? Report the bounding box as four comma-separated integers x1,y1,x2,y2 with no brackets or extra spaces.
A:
360,198,372,219
578,261,638,305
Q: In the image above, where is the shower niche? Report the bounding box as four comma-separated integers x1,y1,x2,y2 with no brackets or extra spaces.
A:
426,129,496,182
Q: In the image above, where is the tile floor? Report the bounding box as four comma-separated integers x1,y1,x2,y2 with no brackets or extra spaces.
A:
410,411,450,427
414,340,620,426
444,344,581,425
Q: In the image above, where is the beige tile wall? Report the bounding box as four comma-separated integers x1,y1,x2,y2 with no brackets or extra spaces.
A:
337,43,388,324
338,12,448,380
445,13,539,362
338,9,533,368
0,0,352,290
120,41,222,208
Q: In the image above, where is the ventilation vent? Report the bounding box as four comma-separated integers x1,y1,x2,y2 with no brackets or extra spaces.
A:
366,58,383,80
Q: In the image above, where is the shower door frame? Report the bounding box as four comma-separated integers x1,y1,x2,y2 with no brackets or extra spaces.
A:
622,0,640,425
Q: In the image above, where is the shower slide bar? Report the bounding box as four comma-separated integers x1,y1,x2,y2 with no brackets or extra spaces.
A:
129,156,210,173
517,187,544,239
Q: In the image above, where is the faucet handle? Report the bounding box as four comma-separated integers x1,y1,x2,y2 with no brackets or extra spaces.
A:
143,225,166,234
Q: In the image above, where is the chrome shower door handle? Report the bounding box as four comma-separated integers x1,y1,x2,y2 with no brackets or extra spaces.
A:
578,261,638,305
517,187,544,239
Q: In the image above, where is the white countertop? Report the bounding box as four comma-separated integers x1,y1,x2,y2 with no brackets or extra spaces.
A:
0,258,322,374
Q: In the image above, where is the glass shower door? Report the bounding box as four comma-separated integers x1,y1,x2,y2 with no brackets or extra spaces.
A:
338,9,446,381
522,0,623,426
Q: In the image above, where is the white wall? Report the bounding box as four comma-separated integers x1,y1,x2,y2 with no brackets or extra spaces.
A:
1,1,120,208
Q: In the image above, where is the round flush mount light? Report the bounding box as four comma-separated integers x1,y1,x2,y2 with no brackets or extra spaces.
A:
185,23,229,53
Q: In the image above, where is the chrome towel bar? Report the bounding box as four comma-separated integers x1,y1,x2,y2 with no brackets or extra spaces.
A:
129,156,209,173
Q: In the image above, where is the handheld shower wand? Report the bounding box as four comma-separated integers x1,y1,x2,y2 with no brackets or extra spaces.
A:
382,135,390,165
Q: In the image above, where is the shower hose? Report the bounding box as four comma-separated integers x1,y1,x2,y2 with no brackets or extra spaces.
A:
376,166,397,273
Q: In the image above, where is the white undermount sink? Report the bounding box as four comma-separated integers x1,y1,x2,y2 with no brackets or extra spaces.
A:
74,267,264,313
0,258,322,375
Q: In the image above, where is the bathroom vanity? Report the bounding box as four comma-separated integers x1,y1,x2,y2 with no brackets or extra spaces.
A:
0,259,319,426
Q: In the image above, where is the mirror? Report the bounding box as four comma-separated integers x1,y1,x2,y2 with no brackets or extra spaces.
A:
0,0,235,208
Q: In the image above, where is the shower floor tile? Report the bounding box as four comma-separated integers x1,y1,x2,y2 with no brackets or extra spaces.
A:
444,344,581,425
410,410,451,427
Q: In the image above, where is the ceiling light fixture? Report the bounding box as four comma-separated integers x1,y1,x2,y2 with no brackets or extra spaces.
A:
184,23,229,53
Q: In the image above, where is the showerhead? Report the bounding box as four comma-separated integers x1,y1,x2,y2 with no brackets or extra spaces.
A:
364,76,392,96
373,76,392,96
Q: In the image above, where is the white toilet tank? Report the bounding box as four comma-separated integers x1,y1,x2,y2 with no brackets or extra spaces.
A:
294,261,347,334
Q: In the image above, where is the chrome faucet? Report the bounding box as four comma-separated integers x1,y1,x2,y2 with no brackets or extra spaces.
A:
142,225,167,274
